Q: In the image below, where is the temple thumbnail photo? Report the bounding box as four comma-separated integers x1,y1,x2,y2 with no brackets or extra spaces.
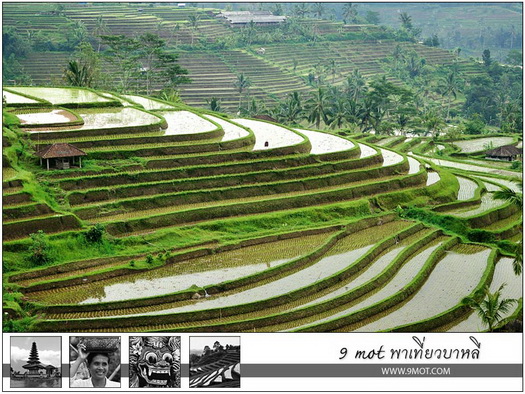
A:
10,337,61,388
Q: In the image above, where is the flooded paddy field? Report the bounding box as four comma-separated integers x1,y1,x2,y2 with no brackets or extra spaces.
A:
159,110,217,135
452,137,515,153
285,236,448,332
123,94,176,110
351,244,490,332
294,128,354,154
203,115,250,141
25,107,161,133
26,231,335,305
8,86,112,105
446,256,522,332
233,118,304,150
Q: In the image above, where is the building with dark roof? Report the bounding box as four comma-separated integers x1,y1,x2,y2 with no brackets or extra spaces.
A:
35,143,87,170
485,145,522,161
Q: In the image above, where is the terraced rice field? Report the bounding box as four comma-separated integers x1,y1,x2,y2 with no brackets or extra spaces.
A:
452,136,516,154
2,86,521,334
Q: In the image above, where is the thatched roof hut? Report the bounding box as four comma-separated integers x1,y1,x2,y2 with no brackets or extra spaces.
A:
485,145,522,161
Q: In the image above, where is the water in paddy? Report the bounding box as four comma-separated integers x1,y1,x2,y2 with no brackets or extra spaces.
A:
447,257,522,332
294,128,354,154
234,118,304,150
353,245,490,332
203,115,249,141
98,221,410,318
411,154,521,179
122,94,175,110
288,237,446,331
8,87,111,105
451,185,506,218
31,232,334,305
3,90,40,104
407,157,420,174
453,137,515,154
426,172,440,186
358,143,376,159
473,176,522,192
158,110,216,135
456,176,478,201
379,148,403,167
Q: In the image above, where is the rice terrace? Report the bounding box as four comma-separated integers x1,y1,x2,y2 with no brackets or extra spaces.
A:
2,2,522,333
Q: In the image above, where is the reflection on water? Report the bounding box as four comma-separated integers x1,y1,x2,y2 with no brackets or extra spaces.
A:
10,378,61,388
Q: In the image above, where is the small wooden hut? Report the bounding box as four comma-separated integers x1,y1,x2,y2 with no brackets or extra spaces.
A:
35,143,87,170
485,145,522,161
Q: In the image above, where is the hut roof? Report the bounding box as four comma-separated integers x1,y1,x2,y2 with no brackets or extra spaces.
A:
485,145,522,157
35,143,87,159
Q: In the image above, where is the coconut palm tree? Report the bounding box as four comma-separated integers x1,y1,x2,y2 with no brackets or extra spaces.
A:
493,182,523,209
342,3,358,24
63,60,93,87
440,70,462,120
234,73,251,109
312,3,325,19
188,14,200,46
293,3,310,18
462,284,518,332
306,87,330,129
93,16,109,52
345,69,367,102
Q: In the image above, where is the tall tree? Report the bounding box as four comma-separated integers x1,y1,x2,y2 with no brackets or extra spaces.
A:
93,16,109,52
293,3,310,18
312,3,325,19
306,87,330,129
440,70,462,120
234,72,251,108
345,69,367,102
342,3,358,24
137,33,190,95
101,34,141,92
462,284,518,332
188,14,200,46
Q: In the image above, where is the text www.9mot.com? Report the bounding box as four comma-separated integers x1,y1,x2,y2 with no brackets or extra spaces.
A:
381,367,452,376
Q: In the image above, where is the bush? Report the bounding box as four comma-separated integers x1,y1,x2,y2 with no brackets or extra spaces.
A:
84,223,105,243
467,229,496,243
27,230,54,266
145,254,154,265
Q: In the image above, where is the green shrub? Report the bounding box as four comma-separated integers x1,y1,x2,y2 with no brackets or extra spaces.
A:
27,230,54,266
467,229,496,243
84,223,105,243
145,254,154,265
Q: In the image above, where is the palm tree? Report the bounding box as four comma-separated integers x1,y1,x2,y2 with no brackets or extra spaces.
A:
493,182,523,209
462,284,518,332
188,14,200,46
206,97,222,112
234,73,251,109
312,3,325,19
345,69,367,101
93,16,109,52
328,97,351,129
293,3,310,18
342,3,358,24
399,12,413,31
306,87,330,129
63,60,93,87
440,70,462,120
422,109,444,138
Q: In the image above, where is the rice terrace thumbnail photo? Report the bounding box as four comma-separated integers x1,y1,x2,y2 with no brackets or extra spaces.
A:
2,2,522,334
